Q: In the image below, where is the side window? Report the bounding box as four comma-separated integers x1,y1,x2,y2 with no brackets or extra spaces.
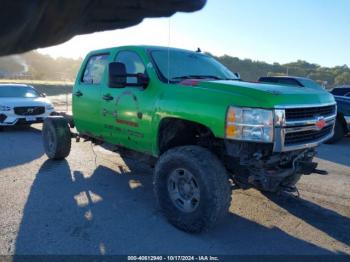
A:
82,54,109,84
115,51,145,84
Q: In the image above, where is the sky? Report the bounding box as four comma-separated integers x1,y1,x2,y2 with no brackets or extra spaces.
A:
38,0,350,67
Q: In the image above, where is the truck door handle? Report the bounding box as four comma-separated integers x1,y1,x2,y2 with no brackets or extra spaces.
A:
74,91,83,97
102,94,114,101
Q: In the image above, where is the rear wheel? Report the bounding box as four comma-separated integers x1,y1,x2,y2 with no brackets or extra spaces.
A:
325,118,345,144
154,146,231,233
42,117,71,160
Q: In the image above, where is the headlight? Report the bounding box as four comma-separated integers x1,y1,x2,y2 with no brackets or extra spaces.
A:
46,104,54,110
226,106,274,142
0,105,11,111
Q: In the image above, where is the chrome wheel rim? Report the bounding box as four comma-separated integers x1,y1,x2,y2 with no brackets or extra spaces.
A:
167,168,200,213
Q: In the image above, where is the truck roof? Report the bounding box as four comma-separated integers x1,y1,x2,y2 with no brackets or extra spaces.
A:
87,45,201,56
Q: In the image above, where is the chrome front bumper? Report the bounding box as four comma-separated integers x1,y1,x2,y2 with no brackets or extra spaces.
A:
273,103,337,152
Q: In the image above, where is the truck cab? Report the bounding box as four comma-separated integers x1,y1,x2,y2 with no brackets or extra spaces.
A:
43,45,336,233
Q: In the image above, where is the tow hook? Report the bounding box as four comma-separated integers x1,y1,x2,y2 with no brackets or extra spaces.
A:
313,169,329,175
297,161,329,175
297,161,317,175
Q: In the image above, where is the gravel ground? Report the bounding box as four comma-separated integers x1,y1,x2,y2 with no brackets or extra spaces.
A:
0,124,349,255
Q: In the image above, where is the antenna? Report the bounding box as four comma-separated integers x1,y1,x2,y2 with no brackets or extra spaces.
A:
167,18,171,84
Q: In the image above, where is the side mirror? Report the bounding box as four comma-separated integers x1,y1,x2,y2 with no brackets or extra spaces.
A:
108,62,150,89
136,73,150,88
41,93,47,97
108,62,127,88
234,72,241,79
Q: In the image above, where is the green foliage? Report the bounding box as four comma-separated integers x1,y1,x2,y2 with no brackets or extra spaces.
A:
213,55,350,89
0,51,82,81
334,72,350,85
0,56,24,73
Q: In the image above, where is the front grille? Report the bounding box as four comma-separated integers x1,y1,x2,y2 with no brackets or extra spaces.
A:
284,125,333,146
14,106,45,116
285,105,336,121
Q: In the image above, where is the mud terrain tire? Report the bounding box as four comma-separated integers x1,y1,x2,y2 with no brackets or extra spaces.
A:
42,117,71,160
154,146,231,233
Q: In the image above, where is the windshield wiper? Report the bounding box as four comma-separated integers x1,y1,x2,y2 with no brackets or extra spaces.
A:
171,75,222,80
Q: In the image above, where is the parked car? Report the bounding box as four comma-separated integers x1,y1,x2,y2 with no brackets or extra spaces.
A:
0,84,55,129
331,86,350,97
43,46,336,232
327,87,350,143
258,76,324,90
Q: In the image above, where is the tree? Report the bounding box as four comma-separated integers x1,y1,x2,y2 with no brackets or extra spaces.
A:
334,72,350,86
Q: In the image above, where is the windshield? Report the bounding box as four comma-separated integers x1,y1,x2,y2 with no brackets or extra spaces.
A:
150,49,239,82
0,85,40,98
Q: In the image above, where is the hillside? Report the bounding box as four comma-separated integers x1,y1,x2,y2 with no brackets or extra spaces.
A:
0,51,349,88
0,51,82,81
213,54,350,89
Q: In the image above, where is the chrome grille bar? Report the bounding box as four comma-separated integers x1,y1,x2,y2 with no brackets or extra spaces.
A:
273,103,337,152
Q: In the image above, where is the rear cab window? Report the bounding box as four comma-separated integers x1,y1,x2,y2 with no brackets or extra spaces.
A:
81,54,109,85
259,77,278,84
259,77,302,87
276,78,301,87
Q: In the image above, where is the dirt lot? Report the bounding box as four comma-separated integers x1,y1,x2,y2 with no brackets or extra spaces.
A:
0,124,349,255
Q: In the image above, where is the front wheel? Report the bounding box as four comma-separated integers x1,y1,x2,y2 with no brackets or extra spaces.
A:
154,146,231,233
42,117,71,160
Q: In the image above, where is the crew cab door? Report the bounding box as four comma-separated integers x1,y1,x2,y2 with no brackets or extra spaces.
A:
73,53,109,137
101,50,153,152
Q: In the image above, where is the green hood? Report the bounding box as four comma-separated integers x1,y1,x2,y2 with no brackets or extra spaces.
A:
199,80,335,108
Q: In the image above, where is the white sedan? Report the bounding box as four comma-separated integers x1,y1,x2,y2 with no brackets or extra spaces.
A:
0,84,55,127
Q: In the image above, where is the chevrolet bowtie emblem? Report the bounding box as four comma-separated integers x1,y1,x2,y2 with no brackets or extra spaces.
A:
315,116,326,130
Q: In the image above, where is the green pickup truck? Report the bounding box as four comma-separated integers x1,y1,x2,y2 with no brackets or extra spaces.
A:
42,46,336,232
